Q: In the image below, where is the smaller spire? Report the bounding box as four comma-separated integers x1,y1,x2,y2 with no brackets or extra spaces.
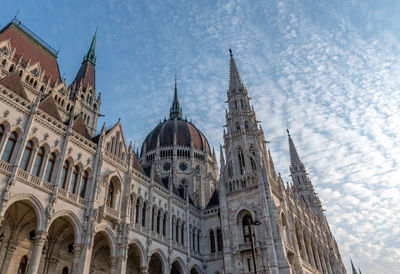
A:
228,49,244,92
287,129,305,171
351,259,358,274
83,29,97,65
170,75,182,119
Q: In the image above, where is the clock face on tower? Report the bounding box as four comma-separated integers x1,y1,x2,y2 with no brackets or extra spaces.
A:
179,162,187,171
163,162,171,171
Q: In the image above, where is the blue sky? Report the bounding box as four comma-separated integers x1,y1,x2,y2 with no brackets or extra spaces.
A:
2,0,400,272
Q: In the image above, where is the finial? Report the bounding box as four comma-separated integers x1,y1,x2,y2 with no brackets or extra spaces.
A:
229,48,233,57
286,128,290,136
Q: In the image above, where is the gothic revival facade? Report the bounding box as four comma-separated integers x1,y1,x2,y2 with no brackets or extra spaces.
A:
0,19,346,274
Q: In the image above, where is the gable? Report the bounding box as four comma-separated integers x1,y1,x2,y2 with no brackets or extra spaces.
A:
39,94,62,121
72,116,90,139
0,73,28,99
104,122,128,160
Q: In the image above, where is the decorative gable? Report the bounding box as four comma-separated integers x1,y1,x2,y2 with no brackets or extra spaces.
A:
104,121,128,161
0,39,11,56
0,73,28,99
72,115,90,139
39,94,62,121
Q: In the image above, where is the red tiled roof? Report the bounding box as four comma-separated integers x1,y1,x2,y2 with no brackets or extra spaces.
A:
0,73,28,99
39,94,62,121
72,116,90,139
0,23,61,87
74,62,95,89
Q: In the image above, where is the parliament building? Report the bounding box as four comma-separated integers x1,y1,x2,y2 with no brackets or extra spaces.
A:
0,19,346,274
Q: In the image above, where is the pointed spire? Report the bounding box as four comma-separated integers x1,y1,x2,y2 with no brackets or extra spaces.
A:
229,49,244,92
287,129,305,171
170,75,182,119
83,29,97,65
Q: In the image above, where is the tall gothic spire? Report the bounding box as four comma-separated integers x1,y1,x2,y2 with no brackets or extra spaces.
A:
229,49,244,92
287,129,305,172
83,29,97,65
170,76,182,119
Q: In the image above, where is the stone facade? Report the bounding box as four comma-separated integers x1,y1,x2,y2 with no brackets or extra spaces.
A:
0,19,346,274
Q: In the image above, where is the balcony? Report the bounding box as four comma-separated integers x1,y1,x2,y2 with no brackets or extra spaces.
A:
99,205,120,224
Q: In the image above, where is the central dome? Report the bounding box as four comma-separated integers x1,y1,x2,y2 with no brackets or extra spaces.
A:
140,80,211,156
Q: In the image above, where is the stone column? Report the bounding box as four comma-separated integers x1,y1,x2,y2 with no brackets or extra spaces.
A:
313,242,322,272
71,243,83,274
305,234,316,268
0,241,17,273
319,250,328,274
27,230,47,274
299,230,309,263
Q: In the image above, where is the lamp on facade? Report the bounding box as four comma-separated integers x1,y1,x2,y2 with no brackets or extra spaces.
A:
249,218,262,274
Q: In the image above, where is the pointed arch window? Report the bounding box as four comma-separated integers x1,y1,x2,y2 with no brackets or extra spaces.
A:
151,207,156,231
106,182,114,207
19,141,33,171
176,222,179,243
242,214,253,243
135,199,140,224
235,122,240,131
60,160,70,189
210,230,215,253
217,228,223,251
156,210,161,234
0,124,4,144
197,231,200,253
44,153,56,182
192,229,196,249
181,223,185,245
162,213,167,237
142,201,147,226
69,166,80,194
17,255,28,274
1,131,18,163
237,147,245,175
32,147,45,176
245,121,249,130
79,170,89,198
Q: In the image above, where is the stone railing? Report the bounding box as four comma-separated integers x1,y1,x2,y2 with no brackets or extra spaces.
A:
99,205,120,224
0,160,12,173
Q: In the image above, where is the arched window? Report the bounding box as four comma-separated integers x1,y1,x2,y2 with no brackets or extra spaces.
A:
62,266,69,274
106,182,114,207
60,160,70,189
245,121,249,130
242,215,253,243
1,131,17,163
19,141,33,171
142,201,147,227
151,207,155,231
44,153,56,182
69,166,80,193
17,255,28,274
192,229,196,249
0,124,4,143
135,199,140,224
79,170,89,198
32,147,45,176
181,223,185,245
176,222,179,243
235,122,240,131
237,147,245,175
197,231,200,253
156,210,161,234
210,231,215,253
217,229,223,251
8,64,14,72
162,214,167,237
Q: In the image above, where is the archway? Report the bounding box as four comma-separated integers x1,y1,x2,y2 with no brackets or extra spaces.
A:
190,266,200,274
90,231,112,274
126,243,142,274
148,252,163,274
38,216,76,274
0,200,39,273
171,260,183,274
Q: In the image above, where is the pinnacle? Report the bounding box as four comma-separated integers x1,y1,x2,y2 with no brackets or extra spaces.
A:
229,49,244,92
287,129,305,171
170,76,182,119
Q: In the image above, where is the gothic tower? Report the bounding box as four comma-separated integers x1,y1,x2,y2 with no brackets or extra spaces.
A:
219,50,291,274
69,30,102,137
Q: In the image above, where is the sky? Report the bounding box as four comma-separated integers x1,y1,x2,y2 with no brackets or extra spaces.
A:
1,0,400,272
